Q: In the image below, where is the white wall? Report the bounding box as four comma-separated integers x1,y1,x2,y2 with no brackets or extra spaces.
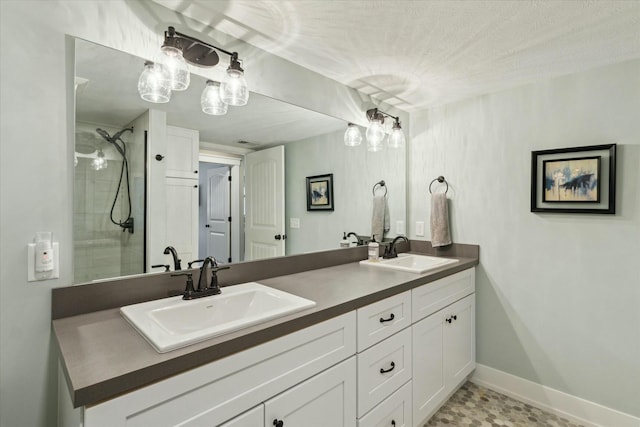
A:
285,128,406,254
408,59,640,417
0,2,406,426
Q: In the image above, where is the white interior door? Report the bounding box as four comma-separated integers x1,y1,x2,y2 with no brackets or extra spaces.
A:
204,166,230,263
244,146,285,260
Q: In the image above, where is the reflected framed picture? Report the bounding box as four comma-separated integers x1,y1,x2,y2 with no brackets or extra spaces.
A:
531,144,616,214
306,174,334,211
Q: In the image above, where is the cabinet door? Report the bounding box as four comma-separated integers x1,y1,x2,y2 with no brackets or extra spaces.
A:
444,294,475,395
412,310,446,427
165,177,199,266
166,126,199,179
265,357,356,427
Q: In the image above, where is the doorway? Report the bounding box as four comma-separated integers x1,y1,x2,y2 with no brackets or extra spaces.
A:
198,153,241,263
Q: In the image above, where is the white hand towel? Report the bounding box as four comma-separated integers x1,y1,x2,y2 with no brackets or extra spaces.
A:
430,193,452,247
371,195,390,242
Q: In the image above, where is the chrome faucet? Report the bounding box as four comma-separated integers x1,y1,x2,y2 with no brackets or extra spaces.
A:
383,236,410,259
163,246,182,271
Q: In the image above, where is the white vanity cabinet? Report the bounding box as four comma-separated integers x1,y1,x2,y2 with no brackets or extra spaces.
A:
411,269,476,426
79,312,356,427
60,267,476,427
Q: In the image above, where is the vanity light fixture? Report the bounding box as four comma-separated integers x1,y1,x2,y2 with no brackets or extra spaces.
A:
138,26,249,108
343,123,362,146
365,108,405,151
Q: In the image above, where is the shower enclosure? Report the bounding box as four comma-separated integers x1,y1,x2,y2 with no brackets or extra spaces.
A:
73,122,145,283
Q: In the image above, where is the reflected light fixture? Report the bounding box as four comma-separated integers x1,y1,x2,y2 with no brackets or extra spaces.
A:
365,108,405,151
344,123,362,146
91,149,108,171
201,80,228,115
138,26,249,109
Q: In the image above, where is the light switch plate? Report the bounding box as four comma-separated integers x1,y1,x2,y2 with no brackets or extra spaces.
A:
290,218,300,229
415,221,425,237
27,242,59,282
396,220,405,235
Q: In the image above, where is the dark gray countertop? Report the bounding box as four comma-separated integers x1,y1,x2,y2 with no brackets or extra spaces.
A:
54,251,478,408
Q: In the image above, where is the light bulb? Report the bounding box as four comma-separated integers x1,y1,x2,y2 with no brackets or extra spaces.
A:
344,123,362,146
138,61,171,103
201,81,228,115
221,67,249,106
388,120,405,148
366,119,385,152
91,150,108,171
159,46,190,91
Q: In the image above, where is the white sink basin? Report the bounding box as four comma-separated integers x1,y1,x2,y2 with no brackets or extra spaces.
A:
120,282,315,353
360,253,459,274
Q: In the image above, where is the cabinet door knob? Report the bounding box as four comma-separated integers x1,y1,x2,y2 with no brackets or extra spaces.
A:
275,234,282,240
155,154,164,161
452,314,457,321
446,317,452,324
391,421,396,427
379,313,395,323
273,419,284,427
380,361,395,374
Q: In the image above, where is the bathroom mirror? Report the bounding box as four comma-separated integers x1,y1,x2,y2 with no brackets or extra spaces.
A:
74,38,406,284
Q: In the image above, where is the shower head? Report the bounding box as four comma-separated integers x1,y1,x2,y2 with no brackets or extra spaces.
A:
95,127,133,158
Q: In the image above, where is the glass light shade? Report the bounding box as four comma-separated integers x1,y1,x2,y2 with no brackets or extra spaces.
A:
366,119,385,152
138,62,171,103
388,127,406,148
159,46,190,91
201,81,228,115
91,150,108,171
221,68,249,106
344,123,362,146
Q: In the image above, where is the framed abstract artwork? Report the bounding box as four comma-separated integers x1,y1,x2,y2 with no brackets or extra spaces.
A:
306,174,334,211
531,144,616,214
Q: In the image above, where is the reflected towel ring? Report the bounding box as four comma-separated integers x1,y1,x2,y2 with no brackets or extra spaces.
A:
373,180,387,197
429,176,448,194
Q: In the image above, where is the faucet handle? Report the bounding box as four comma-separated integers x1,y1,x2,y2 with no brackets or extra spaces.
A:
151,264,170,272
188,259,205,269
211,265,230,273
171,272,196,299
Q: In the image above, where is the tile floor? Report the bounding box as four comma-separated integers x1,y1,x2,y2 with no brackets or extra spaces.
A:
424,381,584,427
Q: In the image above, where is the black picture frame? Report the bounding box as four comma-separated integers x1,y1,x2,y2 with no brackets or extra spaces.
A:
531,144,616,214
306,174,334,211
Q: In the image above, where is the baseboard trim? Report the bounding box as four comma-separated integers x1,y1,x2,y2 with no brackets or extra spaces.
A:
470,364,639,427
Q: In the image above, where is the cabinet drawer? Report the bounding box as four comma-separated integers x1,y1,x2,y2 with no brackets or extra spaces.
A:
357,328,412,417
357,290,411,352
412,267,475,323
357,380,412,427
218,405,264,427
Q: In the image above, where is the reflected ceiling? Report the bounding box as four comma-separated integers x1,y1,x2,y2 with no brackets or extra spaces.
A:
152,0,640,112
75,39,346,147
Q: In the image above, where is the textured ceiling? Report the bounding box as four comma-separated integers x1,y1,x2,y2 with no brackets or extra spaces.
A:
152,0,640,112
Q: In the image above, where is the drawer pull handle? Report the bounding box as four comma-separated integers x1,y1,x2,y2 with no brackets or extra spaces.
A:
273,419,283,427
380,361,395,374
379,313,395,323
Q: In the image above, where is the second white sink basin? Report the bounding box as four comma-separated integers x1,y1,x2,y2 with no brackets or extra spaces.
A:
360,253,459,274
120,282,316,353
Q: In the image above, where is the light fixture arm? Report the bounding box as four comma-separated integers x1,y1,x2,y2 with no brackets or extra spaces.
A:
164,26,242,68
366,108,401,125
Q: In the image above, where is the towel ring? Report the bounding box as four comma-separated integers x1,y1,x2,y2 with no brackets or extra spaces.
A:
429,176,448,194
373,180,387,197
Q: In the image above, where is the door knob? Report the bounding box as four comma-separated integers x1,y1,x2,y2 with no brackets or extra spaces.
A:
205,224,210,228
273,420,283,427
275,234,282,240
